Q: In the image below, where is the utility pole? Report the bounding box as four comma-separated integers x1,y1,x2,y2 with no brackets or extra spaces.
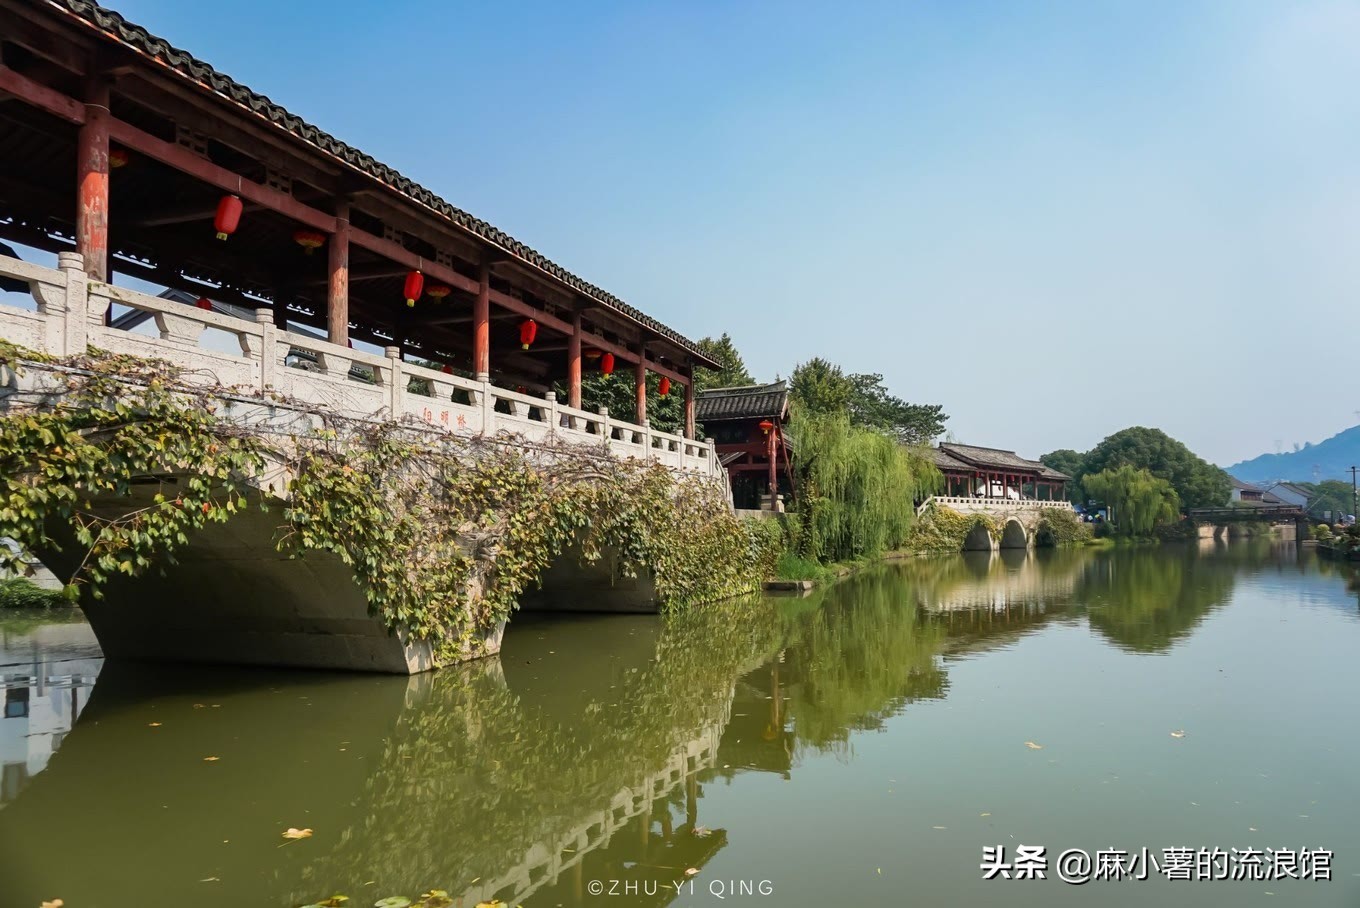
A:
1350,466,1358,524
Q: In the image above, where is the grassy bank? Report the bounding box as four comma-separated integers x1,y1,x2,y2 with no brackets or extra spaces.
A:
0,578,69,609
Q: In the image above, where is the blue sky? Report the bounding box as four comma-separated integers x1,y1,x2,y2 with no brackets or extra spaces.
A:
108,0,1360,465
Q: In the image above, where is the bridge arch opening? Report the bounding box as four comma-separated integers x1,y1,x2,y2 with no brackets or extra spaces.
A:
962,522,994,552
1000,518,1028,550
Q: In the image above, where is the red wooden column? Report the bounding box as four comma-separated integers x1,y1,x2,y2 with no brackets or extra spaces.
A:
473,255,490,380
326,200,350,345
767,422,778,504
683,363,696,440
76,79,111,281
568,312,582,409
634,351,647,425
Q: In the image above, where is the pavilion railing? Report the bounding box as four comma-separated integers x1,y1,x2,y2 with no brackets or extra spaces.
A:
0,251,719,479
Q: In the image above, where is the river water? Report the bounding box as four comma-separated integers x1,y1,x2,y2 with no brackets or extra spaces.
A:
1,540,1357,907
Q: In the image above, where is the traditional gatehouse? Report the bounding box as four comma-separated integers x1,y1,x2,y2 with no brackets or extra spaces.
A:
696,381,793,511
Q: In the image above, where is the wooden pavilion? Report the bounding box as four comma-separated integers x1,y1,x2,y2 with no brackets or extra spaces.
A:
928,443,1070,502
695,381,793,510
0,0,717,434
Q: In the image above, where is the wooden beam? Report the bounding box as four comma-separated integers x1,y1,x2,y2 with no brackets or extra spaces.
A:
0,64,85,123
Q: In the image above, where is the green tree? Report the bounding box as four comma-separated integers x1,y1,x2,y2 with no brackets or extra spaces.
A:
567,370,685,435
789,357,854,415
788,410,940,562
846,372,948,445
1081,427,1229,510
1084,465,1181,536
1297,480,1356,520
694,333,755,391
1040,448,1088,504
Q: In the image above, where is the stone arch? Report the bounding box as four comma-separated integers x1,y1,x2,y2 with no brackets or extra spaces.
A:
1000,518,1028,550
962,522,995,552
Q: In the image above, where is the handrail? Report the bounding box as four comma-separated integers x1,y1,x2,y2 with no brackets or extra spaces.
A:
0,252,720,479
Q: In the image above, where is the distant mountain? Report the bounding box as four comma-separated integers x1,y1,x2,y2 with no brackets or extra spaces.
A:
1227,425,1360,483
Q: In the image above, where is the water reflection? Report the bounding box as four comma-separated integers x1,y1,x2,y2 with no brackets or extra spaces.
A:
1,542,1357,907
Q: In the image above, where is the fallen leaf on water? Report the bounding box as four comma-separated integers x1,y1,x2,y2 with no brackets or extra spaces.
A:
1170,730,1186,739
147,722,162,727
684,868,699,877
199,877,220,882
303,897,348,908
876,868,881,875
693,825,711,838
203,756,220,762
193,703,206,709
932,826,947,830
474,901,502,908
374,898,411,908
980,812,991,817
281,827,314,840
1024,741,1044,750
418,894,453,908
41,900,63,908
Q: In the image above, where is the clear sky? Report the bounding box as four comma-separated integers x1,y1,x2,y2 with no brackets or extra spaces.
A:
109,0,1360,466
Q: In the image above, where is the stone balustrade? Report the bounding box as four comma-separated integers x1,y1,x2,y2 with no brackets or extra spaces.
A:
0,251,719,479
917,495,1076,517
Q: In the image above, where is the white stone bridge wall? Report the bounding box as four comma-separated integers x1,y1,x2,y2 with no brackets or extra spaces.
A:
0,251,721,479
918,496,1076,550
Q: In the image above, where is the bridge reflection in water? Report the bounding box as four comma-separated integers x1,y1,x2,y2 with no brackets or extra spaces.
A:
0,543,1265,907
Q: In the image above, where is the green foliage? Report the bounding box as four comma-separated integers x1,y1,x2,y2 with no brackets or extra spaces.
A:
906,505,999,553
846,372,948,445
0,342,774,665
788,412,939,562
0,343,266,602
1080,427,1230,510
570,369,685,435
791,358,947,445
775,549,836,582
1035,507,1093,547
0,578,67,609
694,333,755,391
1315,523,1333,542
1083,465,1181,537
1299,480,1356,520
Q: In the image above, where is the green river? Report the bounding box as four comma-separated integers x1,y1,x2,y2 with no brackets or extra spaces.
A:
1,540,1357,907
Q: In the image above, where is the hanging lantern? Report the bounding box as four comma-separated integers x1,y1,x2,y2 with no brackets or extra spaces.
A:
584,348,602,360
292,229,325,254
214,194,243,241
403,270,424,307
600,352,615,377
515,385,528,394
108,148,130,169
519,318,538,350
426,283,452,302
759,419,774,435
658,376,671,397
441,364,453,375
195,297,212,311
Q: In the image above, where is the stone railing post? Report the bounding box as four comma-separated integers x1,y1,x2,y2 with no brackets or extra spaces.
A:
480,377,495,433
384,346,403,419
597,405,609,443
253,308,276,392
641,418,651,452
56,251,89,356
544,390,559,432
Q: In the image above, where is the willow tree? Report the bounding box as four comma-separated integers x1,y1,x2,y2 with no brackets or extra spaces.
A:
1083,465,1181,537
789,411,940,562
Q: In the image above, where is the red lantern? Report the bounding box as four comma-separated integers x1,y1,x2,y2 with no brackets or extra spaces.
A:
292,229,325,254
108,148,129,169
519,318,538,350
195,297,212,311
441,364,453,375
427,283,452,302
600,352,615,377
403,270,424,307
759,419,774,435
214,194,242,241
584,348,602,360
658,376,671,397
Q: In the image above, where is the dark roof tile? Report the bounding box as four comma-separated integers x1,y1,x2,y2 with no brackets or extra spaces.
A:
695,381,788,422
45,0,713,364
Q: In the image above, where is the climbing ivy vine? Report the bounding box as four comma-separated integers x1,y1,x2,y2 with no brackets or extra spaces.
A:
0,341,776,665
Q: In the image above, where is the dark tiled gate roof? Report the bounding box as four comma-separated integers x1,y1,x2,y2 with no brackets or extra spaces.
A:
695,381,788,422
41,0,712,363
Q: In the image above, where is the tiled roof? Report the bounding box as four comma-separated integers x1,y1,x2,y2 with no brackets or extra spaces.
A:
44,0,713,364
928,447,974,471
940,443,1043,472
1037,464,1071,481
695,381,788,422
